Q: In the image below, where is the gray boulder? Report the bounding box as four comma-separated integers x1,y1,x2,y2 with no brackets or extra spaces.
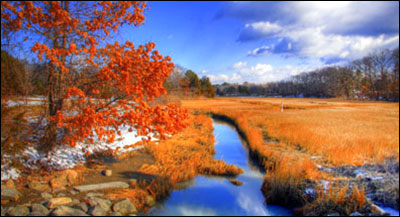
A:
7,206,30,216
112,199,137,215
88,206,107,216
1,189,21,201
87,197,112,212
50,206,89,216
31,203,49,216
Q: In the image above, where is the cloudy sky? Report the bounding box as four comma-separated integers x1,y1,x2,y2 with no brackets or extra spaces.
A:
120,1,399,84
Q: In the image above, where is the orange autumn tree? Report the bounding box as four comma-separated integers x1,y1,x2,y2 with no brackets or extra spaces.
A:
1,1,189,149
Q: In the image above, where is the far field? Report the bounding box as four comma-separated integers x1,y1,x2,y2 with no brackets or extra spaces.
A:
182,97,399,167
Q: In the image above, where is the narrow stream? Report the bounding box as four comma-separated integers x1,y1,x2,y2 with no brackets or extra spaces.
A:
148,120,292,216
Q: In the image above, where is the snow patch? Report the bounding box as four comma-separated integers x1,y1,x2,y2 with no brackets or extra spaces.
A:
320,180,331,191
1,165,20,181
23,126,156,170
2,126,157,180
5,100,45,107
354,169,366,178
305,188,316,196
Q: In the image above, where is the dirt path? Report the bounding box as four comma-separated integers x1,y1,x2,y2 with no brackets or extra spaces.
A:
82,150,156,185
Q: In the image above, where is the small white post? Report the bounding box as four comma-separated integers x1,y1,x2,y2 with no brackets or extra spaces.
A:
281,101,284,112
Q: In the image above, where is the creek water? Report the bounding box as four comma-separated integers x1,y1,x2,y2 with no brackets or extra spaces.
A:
148,120,292,216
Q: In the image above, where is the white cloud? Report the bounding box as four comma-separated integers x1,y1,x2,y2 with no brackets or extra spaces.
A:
232,61,247,69
235,2,399,62
246,26,399,61
237,192,269,216
245,21,282,35
199,70,208,74
208,73,243,84
177,205,216,216
247,46,271,57
208,63,281,84
207,61,334,84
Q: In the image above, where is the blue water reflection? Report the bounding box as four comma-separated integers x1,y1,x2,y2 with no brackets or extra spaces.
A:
148,121,292,216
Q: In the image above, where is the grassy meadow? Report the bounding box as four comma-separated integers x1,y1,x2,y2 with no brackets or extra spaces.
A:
182,97,399,166
182,97,399,214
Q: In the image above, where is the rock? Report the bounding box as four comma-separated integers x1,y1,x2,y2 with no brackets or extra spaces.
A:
71,199,80,206
50,177,68,190
7,206,30,216
1,188,21,201
50,170,79,189
49,170,77,190
64,170,78,185
74,182,129,192
87,197,112,212
350,212,362,216
371,204,389,216
47,197,73,209
5,180,15,189
50,206,89,216
109,212,122,216
57,193,66,197
51,187,66,193
102,170,112,177
85,192,104,198
88,206,107,216
30,203,49,216
29,211,48,216
146,195,155,207
69,190,78,196
74,202,89,213
112,199,137,215
40,192,53,200
28,180,50,192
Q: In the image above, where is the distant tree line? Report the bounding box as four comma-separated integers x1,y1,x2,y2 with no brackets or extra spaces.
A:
2,48,397,102
215,48,399,101
164,66,215,98
1,50,216,101
1,50,50,100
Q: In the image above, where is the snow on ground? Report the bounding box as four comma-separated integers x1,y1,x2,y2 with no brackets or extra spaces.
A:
1,125,157,181
5,100,46,107
0,165,20,181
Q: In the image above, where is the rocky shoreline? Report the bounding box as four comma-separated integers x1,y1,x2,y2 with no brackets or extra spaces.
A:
320,159,399,210
296,159,399,216
1,169,156,216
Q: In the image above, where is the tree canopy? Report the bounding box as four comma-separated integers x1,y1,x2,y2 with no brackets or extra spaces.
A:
1,1,189,149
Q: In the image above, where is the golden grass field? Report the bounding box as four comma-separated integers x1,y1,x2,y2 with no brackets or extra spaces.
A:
182,97,399,167
181,97,399,212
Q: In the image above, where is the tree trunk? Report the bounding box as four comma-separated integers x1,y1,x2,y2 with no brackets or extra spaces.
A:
44,1,69,150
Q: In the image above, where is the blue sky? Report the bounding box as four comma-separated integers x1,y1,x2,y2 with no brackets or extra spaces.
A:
8,1,399,85
113,1,399,84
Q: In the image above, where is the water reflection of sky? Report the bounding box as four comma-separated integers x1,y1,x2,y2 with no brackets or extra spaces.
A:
148,121,292,216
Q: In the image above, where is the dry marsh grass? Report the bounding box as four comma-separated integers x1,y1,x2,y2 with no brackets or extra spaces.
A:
182,98,399,166
182,97,398,210
298,184,368,216
138,114,243,184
